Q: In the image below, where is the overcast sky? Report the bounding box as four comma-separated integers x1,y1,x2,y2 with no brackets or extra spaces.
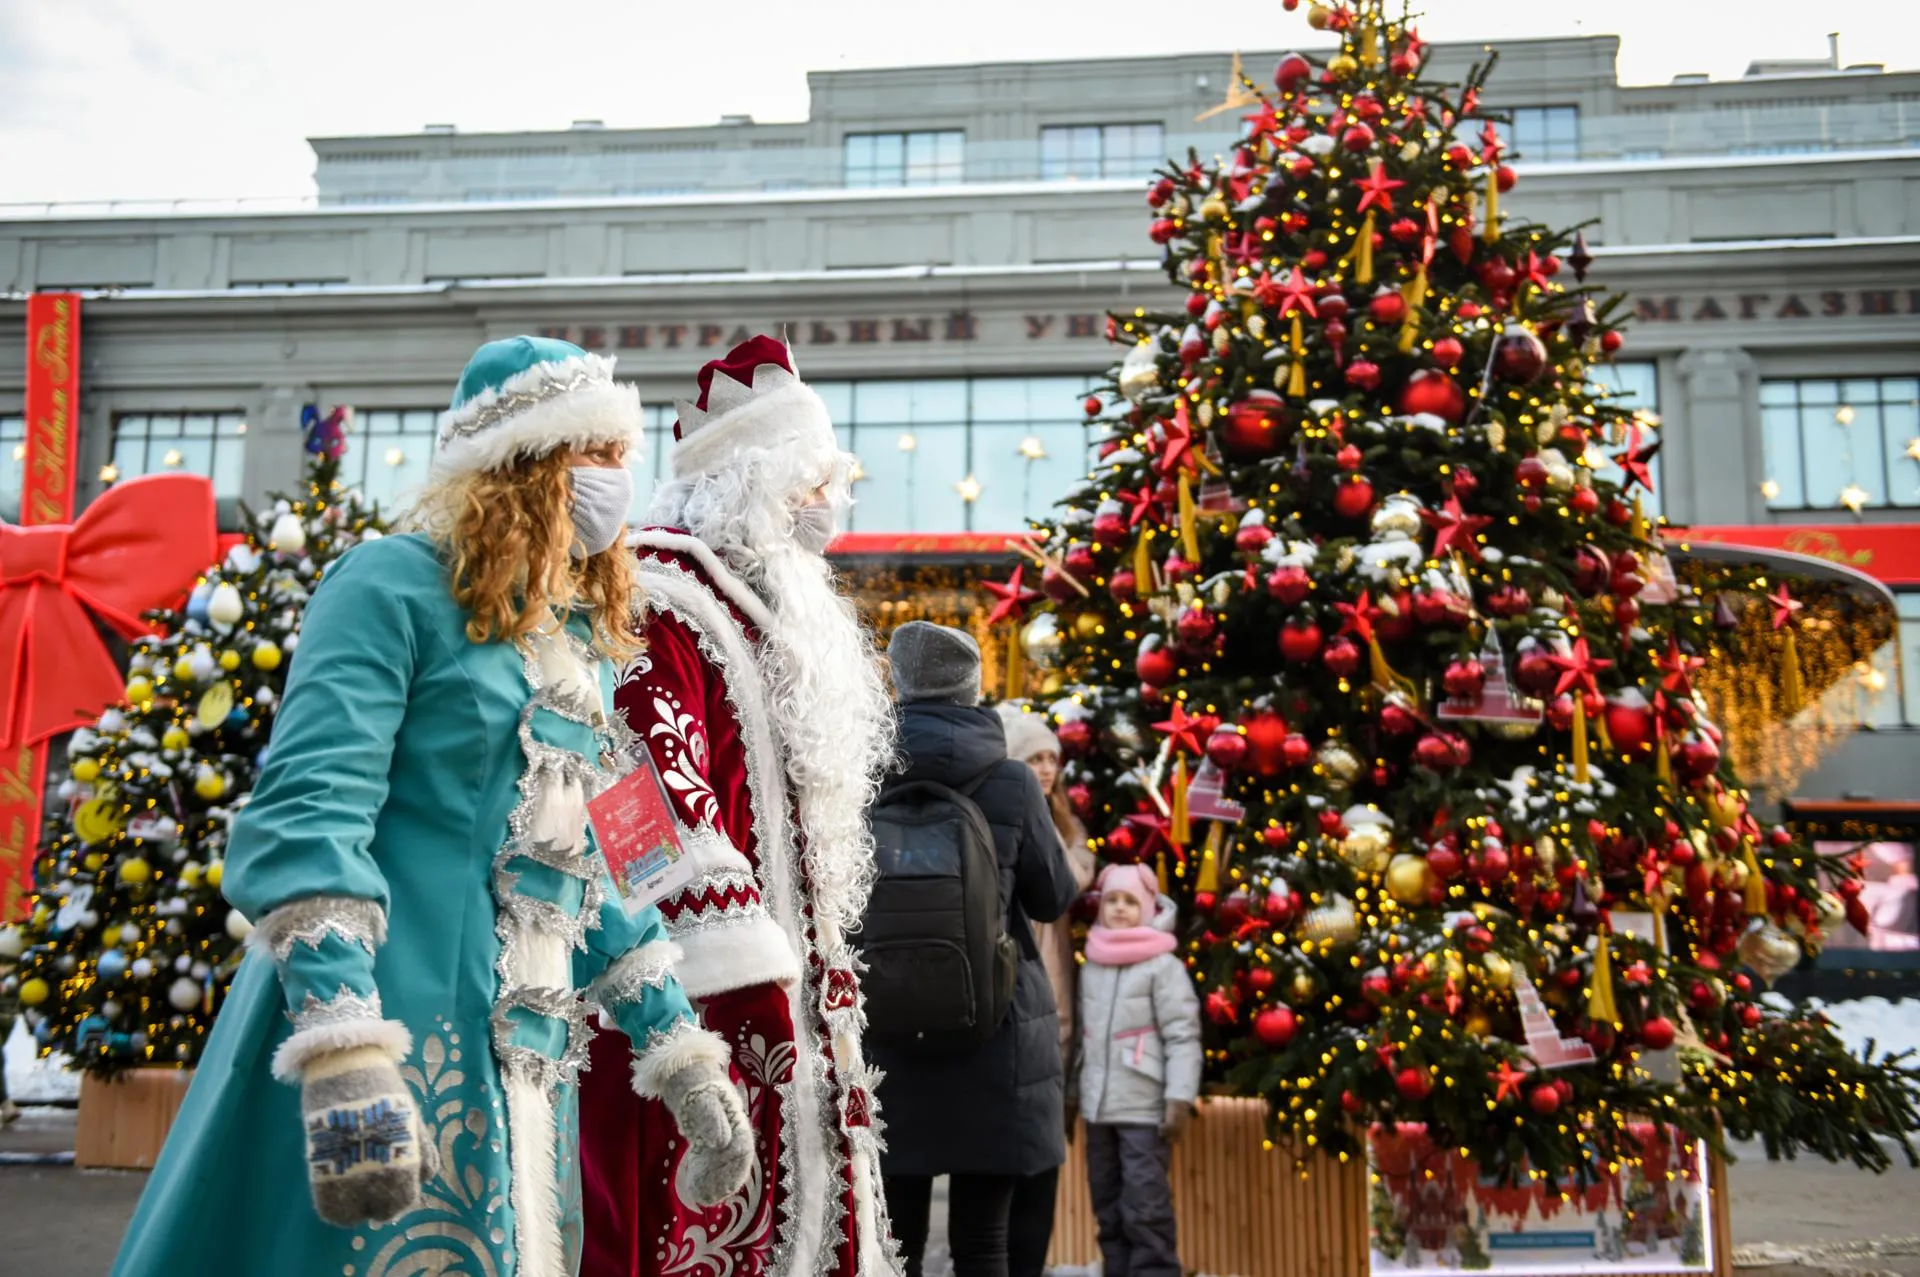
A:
0,0,1910,206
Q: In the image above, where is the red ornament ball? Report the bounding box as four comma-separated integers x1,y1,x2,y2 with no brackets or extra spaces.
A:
1397,369,1467,423
1083,395,1103,417
1205,727,1249,771
1149,219,1180,245
1274,52,1313,92
1335,443,1364,470
1267,564,1312,606
1568,486,1600,516
1108,568,1138,602
1342,123,1376,152
1253,1006,1298,1048
1496,164,1518,193
1515,649,1558,695
1280,733,1314,769
1431,336,1464,367
1395,1067,1435,1101
1235,522,1275,555
1640,1016,1676,1051
1528,1085,1561,1115
1175,607,1218,651
1427,843,1464,881
1220,395,1290,460
1601,330,1624,354
1414,733,1462,772
1442,659,1486,699
1056,718,1094,757
1279,619,1324,663
1322,636,1362,678
1067,783,1094,819
1515,455,1550,492
1136,640,1179,688
1492,329,1549,384
1473,844,1512,885
1345,360,1382,391
1248,966,1276,993
1146,178,1175,209
1242,710,1292,778
1332,477,1376,519
1368,290,1407,325
1379,701,1420,736
1603,697,1656,757
1092,509,1128,548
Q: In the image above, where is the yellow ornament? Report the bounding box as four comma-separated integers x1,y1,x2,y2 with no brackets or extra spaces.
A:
1071,612,1102,641
117,857,153,887
252,642,283,672
126,676,154,706
1198,193,1230,223
205,860,225,890
1737,923,1802,986
1482,952,1514,990
1289,970,1320,1004
172,656,196,683
1385,854,1434,906
1037,672,1067,698
1327,52,1359,79
195,683,234,730
1814,890,1847,934
1306,2,1334,29
1706,788,1744,829
18,977,50,1007
1464,1011,1493,1038
180,863,203,888
71,757,101,783
83,853,107,872
162,726,190,751
74,799,124,846
1297,895,1359,948
194,769,227,801
219,650,241,672
101,924,121,947
1339,809,1394,874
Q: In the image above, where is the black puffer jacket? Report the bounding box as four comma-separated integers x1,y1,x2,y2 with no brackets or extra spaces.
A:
869,702,1079,1178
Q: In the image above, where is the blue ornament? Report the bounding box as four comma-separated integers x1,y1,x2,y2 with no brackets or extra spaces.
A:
255,746,271,770
75,1016,110,1053
302,405,350,460
227,707,251,728
97,949,129,981
186,584,211,624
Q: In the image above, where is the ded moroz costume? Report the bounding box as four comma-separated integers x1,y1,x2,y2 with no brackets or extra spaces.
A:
111,337,749,1277
579,336,901,1277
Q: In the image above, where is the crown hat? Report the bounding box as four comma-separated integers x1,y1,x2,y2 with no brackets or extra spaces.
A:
432,335,645,481
670,334,838,480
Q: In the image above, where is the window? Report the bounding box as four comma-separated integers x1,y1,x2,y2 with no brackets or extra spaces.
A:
787,376,1099,533
1584,362,1664,518
1897,591,1920,727
0,416,23,522
1039,123,1166,180
843,131,964,188
110,412,247,498
626,402,680,523
344,410,440,510
1760,376,1920,511
1471,107,1581,162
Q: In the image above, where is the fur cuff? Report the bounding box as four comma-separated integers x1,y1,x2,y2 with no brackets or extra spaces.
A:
274,1016,412,1082
589,938,684,1008
669,913,802,999
629,1019,731,1100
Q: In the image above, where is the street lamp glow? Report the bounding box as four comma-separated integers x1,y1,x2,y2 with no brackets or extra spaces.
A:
384,447,406,467
1838,483,1870,513
1834,405,1856,426
955,474,983,503
1759,479,1780,500
1018,435,1048,461
162,449,184,468
897,433,917,453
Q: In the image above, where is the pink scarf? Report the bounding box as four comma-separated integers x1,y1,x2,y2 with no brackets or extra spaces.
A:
1085,863,1178,966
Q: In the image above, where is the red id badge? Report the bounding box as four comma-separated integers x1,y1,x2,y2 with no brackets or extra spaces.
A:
587,755,698,916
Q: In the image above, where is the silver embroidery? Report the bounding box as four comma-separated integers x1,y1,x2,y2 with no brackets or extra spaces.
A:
587,940,681,1009
250,895,387,963
489,985,596,1095
289,985,385,1033
439,366,610,442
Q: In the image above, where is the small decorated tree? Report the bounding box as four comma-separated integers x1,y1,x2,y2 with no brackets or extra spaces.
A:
997,0,1919,1192
0,411,386,1075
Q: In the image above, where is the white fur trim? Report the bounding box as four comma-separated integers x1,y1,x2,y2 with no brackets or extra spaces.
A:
672,913,803,999
627,529,776,633
272,1017,411,1082
629,1020,731,1099
503,915,569,1277
669,380,835,482
433,352,644,480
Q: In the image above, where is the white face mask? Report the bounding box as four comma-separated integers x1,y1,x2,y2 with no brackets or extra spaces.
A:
792,500,837,555
569,465,633,558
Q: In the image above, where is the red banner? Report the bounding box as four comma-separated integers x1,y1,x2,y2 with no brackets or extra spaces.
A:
1671,524,1920,585
24,294,80,526
829,531,1020,557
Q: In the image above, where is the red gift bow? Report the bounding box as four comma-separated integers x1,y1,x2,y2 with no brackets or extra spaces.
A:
0,473,218,748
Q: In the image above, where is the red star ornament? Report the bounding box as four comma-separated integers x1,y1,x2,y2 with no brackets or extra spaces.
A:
1251,271,1287,309
1657,637,1704,696
1153,399,1200,477
1272,267,1320,319
1492,1059,1528,1103
1153,702,1219,756
1421,493,1493,561
1519,250,1554,292
1478,119,1505,165
1121,484,1168,530
1548,635,1612,699
1612,425,1661,494
1242,102,1285,140
1334,590,1384,644
983,565,1042,625
1768,584,1803,631
1355,159,1406,215
1224,231,1266,269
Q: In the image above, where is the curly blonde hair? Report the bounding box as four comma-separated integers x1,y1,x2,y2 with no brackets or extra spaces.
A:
407,450,639,660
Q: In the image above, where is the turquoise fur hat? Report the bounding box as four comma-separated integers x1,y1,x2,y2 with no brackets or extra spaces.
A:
433,335,644,480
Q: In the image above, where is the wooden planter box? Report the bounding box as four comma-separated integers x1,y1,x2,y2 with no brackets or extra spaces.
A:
75,1068,193,1170
1047,1098,1733,1277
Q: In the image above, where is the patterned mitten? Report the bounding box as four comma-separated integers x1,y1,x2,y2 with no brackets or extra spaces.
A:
659,1058,754,1206
301,1045,437,1227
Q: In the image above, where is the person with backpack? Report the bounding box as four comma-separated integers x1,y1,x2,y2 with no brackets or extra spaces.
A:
865,622,1079,1277
1074,862,1202,1277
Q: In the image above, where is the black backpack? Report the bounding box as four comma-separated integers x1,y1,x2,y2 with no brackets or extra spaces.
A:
858,772,1018,1053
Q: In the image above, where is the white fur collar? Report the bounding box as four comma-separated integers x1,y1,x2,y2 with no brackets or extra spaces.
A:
627,527,776,633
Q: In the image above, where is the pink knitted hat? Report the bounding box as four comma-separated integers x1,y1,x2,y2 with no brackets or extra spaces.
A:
1097,862,1159,908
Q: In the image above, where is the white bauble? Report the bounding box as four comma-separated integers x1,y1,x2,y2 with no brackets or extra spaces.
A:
1117,341,1161,404
0,925,24,959
362,528,384,542
225,544,261,574
190,961,211,980
225,910,253,942
207,582,244,628
130,957,155,979
267,512,308,555
188,648,218,682
173,954,192,972
102,999,124,1020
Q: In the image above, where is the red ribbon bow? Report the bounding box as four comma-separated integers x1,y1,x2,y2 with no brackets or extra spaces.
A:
1,474,218,748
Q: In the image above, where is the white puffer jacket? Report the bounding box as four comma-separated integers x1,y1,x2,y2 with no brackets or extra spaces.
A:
1073,894,1203,1126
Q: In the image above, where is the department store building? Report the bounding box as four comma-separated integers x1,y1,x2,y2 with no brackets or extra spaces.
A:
3,33,1919,909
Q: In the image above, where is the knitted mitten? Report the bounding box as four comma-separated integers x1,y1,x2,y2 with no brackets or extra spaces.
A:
301,1045,437,1227
658,1059,754,1206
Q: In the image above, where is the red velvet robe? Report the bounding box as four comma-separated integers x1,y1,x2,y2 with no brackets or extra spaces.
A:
580,530,893,1277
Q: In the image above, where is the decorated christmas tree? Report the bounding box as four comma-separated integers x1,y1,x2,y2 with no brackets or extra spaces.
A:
999,0,1920,1185
0,410,386,1076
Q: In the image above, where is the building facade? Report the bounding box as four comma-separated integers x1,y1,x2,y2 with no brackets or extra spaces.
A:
2,34,1919,830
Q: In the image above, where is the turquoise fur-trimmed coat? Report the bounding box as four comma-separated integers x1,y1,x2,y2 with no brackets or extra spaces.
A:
112,532,723,1277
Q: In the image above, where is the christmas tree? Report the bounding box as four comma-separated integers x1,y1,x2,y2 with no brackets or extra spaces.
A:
0,410,386,1076
1001,0,1920,1186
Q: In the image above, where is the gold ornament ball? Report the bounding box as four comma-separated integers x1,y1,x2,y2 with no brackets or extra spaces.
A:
1071,611,1102,640
116,857,152,887
219,650,241,672
195,770,227,801
82,853,107,873
1385,854,1433,906
1298,895,1359,948
1370,494,1424,540
1199,193,1230,223
205,860,225,890
1306,3,1334,29
1317,743,1362,786
126,676,154,706
252,641,283,671
1289,971,1319,1004
1815,890,1847,934
1738,923,1803,987
18,977,50,1007
1706,789,1744,829
1341,824,1393,875
1118,343,1161,405
1464,1011,1493,1037
101,924,121,948
162,726,190,751
1327,52,1359,79
71,757,101,783
1020,614,1065,668
1038,672,1067,698
172,656,196,683
1482,952,1514,990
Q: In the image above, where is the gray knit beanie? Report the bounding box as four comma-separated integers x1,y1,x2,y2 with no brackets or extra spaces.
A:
996,704,1061,762
887,621,982,705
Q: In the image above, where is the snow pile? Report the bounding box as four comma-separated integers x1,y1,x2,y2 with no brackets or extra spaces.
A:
2,1016,79,1103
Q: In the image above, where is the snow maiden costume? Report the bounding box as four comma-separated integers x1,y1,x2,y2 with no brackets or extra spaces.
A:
578,336,900,1277
113,337,750,1277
